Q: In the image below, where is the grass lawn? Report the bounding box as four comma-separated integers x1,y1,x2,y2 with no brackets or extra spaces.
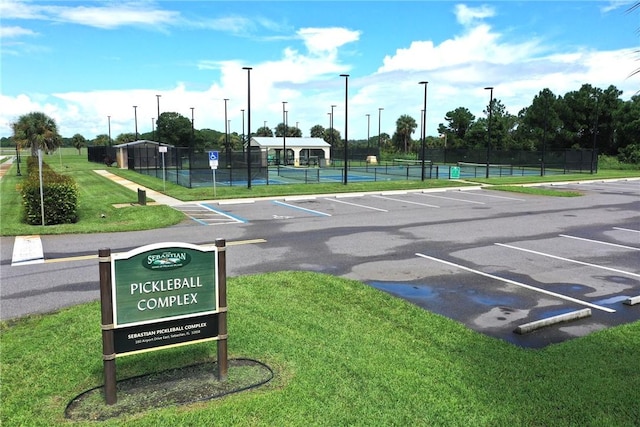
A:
1,150,638,237
0,151,185,236
2,272,639,426
2,152,639,425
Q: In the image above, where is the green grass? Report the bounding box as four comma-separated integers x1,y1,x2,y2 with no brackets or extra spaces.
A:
1,272,639,426
0,151,186,236
1,150,639,236
489,185,583,197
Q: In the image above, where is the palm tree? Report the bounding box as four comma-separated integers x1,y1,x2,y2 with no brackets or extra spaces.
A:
11,112,61,156
71,133,86,155
395,114,418,153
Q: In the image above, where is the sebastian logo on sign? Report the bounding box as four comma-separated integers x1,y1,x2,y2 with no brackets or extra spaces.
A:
144,250,192,270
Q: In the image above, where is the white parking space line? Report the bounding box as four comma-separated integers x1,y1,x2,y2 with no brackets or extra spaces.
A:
416,192,486,205
573,182,640,190
614,227,640,233
272,201,331,217
560,234,640,251
495,243,640,278
11,235,44,266
218,199,255,205
372,195,440,208
200,203,248,223
326,198,389,212
415,252,616,313
459,191,525,201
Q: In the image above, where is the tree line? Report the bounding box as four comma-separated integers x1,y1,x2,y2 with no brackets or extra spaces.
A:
4,83,639,164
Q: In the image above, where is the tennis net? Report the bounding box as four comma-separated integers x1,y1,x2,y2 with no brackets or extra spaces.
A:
457,162,513,177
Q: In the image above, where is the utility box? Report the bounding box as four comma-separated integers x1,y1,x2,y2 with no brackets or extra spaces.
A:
137,188,147,205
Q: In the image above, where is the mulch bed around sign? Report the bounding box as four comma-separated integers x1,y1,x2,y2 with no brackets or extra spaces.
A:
65,358,273,421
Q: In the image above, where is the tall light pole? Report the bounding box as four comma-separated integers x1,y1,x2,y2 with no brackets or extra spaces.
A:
330,104,336,155
224,98,229,166
156,94,161,142
419,81,428,181
378,107,383,156
484,86,494,179
541,94,548,177
282,101,288,165
190,107,195,152
190,107,194,185
108,115,112,146
15,138,21,176
340,74,349,185
241,109,245,153
366,113,370,152
133,106,138,140
243,67,253,189
591,93,599,174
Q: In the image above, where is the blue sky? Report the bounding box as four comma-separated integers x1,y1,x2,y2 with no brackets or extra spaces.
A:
1,1,638,140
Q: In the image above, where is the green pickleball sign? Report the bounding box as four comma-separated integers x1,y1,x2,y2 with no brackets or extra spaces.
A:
111,243,218,327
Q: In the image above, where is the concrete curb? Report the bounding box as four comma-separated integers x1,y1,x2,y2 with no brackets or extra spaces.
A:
624,296,640,306
514,308,592,334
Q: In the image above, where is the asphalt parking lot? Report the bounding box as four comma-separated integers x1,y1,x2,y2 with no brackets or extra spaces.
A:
3,179,639,348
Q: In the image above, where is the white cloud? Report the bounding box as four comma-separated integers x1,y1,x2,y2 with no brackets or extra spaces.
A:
53,4,179,30
1,3,638,140
454,4,495,26
0,1,179,30
297,27,361,55
0,26,38,38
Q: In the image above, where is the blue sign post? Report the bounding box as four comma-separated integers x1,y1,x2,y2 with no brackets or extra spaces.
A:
209,151,219,197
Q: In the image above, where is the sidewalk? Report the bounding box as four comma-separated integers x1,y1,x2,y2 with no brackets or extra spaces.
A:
93,170,183,207
0,156,15,180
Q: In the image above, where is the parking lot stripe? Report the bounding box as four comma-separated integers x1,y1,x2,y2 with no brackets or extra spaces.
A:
415,253,616,313
461,191,525,201
11,235,44,266
200,203,248,223
496,243,640,278
417,192,486,205
614,227,640,233
560,234,640,251
39,239,267,264
272,201,331,217
372,195,440,208
327,198,389,212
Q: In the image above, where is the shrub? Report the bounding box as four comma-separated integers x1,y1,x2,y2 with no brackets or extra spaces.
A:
21,156,79,225
617,144,640,165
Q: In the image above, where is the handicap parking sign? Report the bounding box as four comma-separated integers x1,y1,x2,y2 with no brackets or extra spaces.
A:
209,151,219,161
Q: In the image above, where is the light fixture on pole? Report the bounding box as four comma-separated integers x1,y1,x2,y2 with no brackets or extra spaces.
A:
419,81,428,181
243,67,253,189
340,74,349,185
282,101,288,165
133,106,138,140
484,86,494,179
